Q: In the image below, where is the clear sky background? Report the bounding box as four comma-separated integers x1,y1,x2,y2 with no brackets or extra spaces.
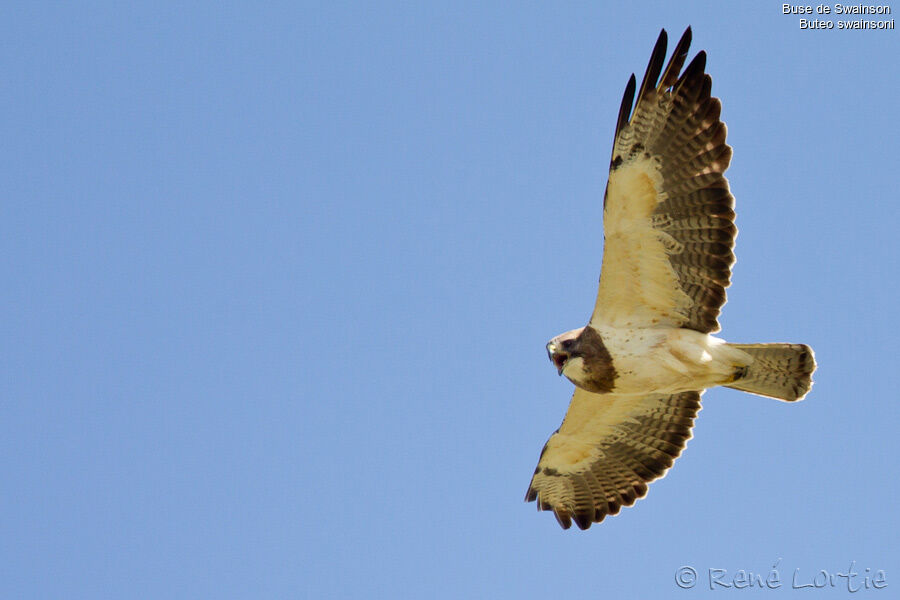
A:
2,2,899,598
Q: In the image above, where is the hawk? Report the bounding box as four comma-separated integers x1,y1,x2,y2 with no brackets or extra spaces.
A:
525,27,816,530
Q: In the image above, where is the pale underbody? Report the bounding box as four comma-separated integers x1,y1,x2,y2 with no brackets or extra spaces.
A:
561,326,751,395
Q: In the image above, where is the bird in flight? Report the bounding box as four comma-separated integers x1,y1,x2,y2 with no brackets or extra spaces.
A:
526,27,816,530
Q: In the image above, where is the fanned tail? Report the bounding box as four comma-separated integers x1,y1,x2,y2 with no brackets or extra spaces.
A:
725,343,816,402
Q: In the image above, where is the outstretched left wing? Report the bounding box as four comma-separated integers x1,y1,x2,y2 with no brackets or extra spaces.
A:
525,388,702,530
591,27,736,334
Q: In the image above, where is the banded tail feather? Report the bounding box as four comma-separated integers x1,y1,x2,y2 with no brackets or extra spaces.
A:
726,343,816,402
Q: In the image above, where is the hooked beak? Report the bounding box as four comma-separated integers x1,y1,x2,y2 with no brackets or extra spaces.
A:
546,342,568,376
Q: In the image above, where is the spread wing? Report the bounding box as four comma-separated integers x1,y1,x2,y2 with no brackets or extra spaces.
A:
591,27,736,334
525,388,701,530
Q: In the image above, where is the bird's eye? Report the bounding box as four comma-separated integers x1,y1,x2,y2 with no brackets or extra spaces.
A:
561,339,574,350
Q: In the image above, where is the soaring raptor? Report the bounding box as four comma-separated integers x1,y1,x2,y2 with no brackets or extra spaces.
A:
526,27,816,530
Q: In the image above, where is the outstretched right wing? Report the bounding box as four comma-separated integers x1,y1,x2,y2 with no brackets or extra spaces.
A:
525,388,702,530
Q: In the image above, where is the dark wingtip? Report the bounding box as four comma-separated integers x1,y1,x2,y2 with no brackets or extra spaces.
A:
573,512,593,530
676,49,708,93
613,74,636,144
658,26,693,91
656,28,669,49
692,50,708,73
677,27,692,56
636,29,668,109
553,509,573,530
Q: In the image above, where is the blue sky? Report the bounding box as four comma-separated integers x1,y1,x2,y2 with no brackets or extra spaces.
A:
2,2,898,598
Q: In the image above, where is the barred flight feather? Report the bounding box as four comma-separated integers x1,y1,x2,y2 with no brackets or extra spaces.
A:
593,27,736,334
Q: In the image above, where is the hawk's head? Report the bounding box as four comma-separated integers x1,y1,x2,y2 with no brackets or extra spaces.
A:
546,327,587,376
546,326,617,394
